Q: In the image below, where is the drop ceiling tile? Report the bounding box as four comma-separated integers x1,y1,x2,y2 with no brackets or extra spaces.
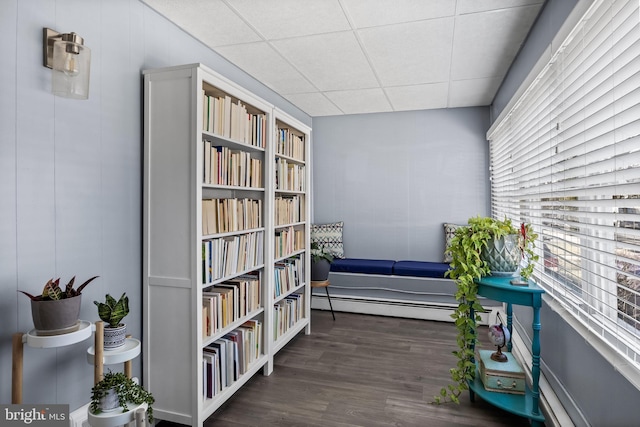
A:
386,83,449,111
359,18,454,87
226,0,351,39
451,6,541,80
141,0,261,46
283,92,343,117
324,88,393,115
448,77,503,108
215,42,316,94
342,0,455,28
272,32,378,92
143,0,545,116
457,0,544,15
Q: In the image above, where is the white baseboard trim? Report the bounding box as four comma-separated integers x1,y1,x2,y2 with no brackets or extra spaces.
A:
311,293,495,325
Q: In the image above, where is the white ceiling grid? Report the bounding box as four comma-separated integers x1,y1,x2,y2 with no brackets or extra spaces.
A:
142,0,545,116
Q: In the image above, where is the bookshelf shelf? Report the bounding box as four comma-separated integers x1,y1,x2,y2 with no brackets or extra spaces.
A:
143,63,310,427
267,108,311,367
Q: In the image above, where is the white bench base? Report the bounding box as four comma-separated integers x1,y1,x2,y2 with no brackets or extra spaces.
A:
312,292,500,325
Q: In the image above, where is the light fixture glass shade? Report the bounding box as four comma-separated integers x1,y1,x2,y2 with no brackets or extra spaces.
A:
51,39,91,99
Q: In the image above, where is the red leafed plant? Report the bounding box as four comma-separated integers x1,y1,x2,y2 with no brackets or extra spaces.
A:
19,276,99,301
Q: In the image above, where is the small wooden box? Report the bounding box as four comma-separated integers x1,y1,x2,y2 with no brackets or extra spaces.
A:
477,349,526,395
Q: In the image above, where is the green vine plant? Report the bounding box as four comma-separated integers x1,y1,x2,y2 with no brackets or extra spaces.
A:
90,371,155,424
433,216,538,404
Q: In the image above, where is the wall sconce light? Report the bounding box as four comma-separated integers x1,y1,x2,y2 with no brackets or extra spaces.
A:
43,28,91,100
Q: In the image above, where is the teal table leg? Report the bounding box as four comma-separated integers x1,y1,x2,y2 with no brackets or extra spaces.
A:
506,302,513,352
531,304,542,418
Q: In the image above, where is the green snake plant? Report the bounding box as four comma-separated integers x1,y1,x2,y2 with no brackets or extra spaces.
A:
94,293,129,328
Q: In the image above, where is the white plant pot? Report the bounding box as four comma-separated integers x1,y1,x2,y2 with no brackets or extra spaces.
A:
99,388,119,412
103,324,127,350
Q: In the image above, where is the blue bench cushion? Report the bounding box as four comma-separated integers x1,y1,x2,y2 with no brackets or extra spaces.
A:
330,258,395,275
392,261,450,279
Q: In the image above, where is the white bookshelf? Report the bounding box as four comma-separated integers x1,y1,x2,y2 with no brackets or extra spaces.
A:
266,110,311,373
143,63,311,426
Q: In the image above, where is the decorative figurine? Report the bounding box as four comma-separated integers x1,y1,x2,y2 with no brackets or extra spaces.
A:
487,323,511,362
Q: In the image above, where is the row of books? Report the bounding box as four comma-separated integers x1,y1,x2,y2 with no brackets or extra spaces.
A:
202,274,261,336
202,231,264,283
202,319,262,399
202,198,262,235
203,141,263,188
273,293,305,341
274,195,305,226
276,127,305,161
275,158,305,192
202,92,267,148
274,226,305,259
274,254,305,298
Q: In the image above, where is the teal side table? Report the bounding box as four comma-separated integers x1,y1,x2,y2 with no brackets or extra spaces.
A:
469,276,545,426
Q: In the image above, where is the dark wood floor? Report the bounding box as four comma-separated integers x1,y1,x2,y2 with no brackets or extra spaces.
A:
158,310,533,427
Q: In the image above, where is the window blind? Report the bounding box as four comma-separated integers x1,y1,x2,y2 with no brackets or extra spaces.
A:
488,0,640,368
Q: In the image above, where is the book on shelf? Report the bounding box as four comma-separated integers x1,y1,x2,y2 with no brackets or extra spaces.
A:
223,330,244,376
274,195,304,226
274,255,304,298
202,351,219,398
274,226,304,259
273,293,305,340
202,198,262,235
204,274,261,327
202,93,266,148
275,158,305,192
206,340,227,389
202,292,222,336
241,319,262,360
276,126,305,161
203,328,256,398
202,144,262,188
204,338,235,391
218,337,236,384
202,231,264,283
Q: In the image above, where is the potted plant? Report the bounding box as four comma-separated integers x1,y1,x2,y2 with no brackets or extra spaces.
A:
18,276,99,334
310,242,334,281
90,371,154,424
94,293,129,350
434,216,538,404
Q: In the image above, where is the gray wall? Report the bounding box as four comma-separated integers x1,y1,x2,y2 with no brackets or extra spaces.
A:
312,108,490,262
0,0,309,410
492,0,640,425
491,0,579,120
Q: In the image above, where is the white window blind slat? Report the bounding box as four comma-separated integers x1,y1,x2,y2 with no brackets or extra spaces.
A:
488,0,640,370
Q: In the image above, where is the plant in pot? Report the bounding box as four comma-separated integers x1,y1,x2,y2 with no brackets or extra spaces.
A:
434,216,538,404
94,292,129,350
310,242,334,281
18,276,99,334
90,370,154,423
